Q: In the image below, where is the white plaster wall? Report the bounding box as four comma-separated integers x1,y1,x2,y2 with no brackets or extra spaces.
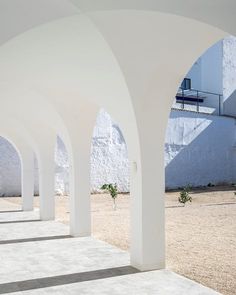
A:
223,36,236,99
185,37,223,95
54,137,69,195
177,40,223,115
0,109,130,196
184,35,236,117
91,109,129,193
223,36,236,117
0,136,39,197
186,58,202,90
54,109,129,195
201,41,223,95
184,40,223,94
165,110,236,189
1,108,236,195
0,137,21,196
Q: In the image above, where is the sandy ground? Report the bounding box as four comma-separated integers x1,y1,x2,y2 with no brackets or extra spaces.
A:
4,186,236,295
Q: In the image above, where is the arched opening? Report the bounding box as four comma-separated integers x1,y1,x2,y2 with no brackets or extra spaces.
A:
54,135,70,226
0,136,21,200
90,108,130,251
165,36,236,294
0,136,38,212
32,134,70,226
1,1,236,293
1,133,71,223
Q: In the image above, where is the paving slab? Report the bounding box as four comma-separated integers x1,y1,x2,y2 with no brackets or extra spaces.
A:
0,198,221,294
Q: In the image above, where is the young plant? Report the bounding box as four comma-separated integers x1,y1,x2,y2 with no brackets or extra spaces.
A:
100,183,118,210
178,185,192,206
232,183,236,196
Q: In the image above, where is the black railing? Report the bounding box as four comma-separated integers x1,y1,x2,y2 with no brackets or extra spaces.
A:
174,88,223,116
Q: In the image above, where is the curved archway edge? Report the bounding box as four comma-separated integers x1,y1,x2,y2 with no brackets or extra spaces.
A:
0,4,235,271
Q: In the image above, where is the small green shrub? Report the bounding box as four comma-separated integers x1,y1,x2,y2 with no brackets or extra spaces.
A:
100,183,118,210
231,183,236,196
178,185,192,206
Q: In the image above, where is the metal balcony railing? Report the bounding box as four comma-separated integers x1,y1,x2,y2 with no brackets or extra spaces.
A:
173,88,223,116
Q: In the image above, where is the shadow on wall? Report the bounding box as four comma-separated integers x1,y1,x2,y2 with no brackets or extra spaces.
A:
165,111,236,189
90,109,129,193
223,89,236,117
55,136,69,196
0,137,21,197
0,137,39,197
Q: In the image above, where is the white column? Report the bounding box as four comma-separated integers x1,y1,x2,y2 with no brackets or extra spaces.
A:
21,150,34,211
69,149,91,236
38,142,55,221
68,104,98,237
130,117,166,271
130,151,165,271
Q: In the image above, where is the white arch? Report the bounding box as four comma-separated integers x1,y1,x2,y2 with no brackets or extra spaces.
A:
0,126,35,211
0,115,57,219
0,3,235,271
82,11,227,270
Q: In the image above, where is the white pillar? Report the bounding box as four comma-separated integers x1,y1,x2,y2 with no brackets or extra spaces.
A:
68,104,98,237
130,118,166,271
69,149,91,236
21,150,34,211
38,142,55,221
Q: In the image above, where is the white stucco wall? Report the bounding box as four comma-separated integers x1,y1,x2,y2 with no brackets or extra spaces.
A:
165,110,236,189
90,109,129,193
201,41,223,95
186,40,223,94
183,36,236,117
223,36,236,117
1,108,235,195
174,40,224,115
54,137,69,195
0,137,40,197
0,137,21,196
1,36,236,196
54,109,130,195
223,36,236,99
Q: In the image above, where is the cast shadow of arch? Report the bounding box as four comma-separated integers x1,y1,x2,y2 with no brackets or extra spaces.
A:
165,111,235,189
223,89,236,117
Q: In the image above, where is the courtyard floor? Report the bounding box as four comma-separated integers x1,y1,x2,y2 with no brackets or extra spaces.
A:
4,186,236,294
0,199,219,295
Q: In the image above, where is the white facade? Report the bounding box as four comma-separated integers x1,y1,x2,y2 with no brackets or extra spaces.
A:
175,37,236,116
0,109,130,196
165,110,236,188
186,41,223,94
90,109,129,192
1,0,236,271
54,107,236,192
0,137,21,196
223,36,236,117
54,109,129,195
1,107,236,196
1,36,236,196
